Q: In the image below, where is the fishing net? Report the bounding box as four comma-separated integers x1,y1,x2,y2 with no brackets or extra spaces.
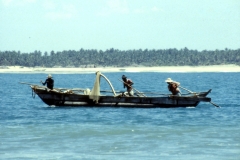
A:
89,71,101,103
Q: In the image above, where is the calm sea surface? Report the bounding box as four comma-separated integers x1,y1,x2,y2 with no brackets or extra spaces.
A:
0,72,239,160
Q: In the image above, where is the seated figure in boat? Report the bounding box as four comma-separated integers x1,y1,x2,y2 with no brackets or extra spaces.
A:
122,75,134,96
41,74,54,90
165,78,181,96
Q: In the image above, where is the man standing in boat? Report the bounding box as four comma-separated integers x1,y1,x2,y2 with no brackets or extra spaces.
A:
165,78,181,96
41,74,54,90
122,75,134,96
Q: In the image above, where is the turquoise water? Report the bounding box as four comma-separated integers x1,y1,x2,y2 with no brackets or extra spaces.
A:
0,72,239,159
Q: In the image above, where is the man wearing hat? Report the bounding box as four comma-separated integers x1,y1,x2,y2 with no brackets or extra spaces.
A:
122,75,134,96
165,78,181,96
41,74,54,90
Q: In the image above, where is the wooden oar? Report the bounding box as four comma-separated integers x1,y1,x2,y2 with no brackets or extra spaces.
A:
118,79,146,97
179,86,220,108
209,101,221,108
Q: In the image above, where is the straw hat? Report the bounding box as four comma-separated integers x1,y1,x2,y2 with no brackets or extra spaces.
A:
165,78,174,83
47,74,52,78
165,78,180,86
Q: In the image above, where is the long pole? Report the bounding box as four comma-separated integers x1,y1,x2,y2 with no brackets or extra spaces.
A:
19,82,38,85
179,86,194,94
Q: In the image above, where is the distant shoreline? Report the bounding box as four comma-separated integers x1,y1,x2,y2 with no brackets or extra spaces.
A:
0,65,240,73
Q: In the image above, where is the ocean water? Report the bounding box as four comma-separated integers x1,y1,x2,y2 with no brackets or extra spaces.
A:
0,72,239,160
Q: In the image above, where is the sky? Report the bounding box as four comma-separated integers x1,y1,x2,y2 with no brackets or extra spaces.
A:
0,0,240,53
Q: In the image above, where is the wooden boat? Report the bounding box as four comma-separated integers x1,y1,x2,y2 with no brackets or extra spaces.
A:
25,72,217,108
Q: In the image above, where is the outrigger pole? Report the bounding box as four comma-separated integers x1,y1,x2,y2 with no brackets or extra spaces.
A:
99,72,117,96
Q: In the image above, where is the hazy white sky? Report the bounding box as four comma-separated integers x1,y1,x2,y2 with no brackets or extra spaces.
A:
0,0,239,53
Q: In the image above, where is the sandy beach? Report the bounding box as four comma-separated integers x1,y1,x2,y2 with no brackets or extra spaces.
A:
0,65,240,73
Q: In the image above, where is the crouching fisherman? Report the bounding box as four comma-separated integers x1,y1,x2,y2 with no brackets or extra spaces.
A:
41,74,54,90
165,78,181,96
122,75,134,96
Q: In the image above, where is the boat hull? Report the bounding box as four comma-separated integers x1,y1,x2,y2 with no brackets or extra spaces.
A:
31,86,211,108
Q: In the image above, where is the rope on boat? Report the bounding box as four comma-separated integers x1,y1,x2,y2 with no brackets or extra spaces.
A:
31,85,36,98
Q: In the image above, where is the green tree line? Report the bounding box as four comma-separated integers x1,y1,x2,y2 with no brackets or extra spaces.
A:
0,48,239,67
